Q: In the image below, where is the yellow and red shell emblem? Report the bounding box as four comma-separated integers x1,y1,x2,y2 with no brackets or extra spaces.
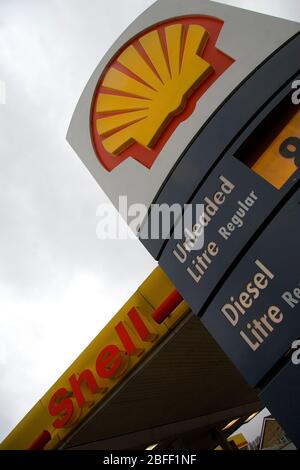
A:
91,17,234,171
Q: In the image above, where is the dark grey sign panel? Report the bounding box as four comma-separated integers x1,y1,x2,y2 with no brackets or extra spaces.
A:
202,189,300,387
158,149,300,317
140,34,300,260
260,360,300,449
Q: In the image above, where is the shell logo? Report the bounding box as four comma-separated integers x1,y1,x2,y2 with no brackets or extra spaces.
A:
91,17,234,172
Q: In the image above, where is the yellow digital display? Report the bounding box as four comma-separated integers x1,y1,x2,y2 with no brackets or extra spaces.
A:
239,102,300,189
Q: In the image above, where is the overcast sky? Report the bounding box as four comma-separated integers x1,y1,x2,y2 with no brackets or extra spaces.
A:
0,0,299,445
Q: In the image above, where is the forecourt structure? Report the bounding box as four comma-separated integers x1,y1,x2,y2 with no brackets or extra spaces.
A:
2,0,300,449
0,268,262,450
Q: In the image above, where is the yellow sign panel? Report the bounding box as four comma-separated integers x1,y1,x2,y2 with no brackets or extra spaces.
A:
249,107,300,189
215,433,248,450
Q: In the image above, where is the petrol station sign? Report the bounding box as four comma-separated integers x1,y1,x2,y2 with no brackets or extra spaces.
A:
66,0,300,449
